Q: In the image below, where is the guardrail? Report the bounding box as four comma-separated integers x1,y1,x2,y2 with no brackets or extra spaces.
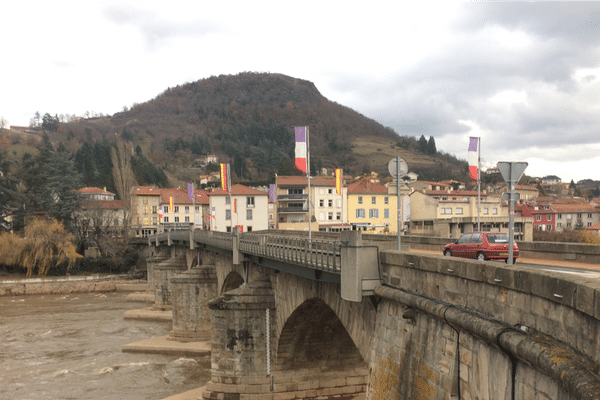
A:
149,229,342,273
240,233,341,273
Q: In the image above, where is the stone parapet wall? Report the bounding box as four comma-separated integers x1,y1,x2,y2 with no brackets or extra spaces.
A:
369,251,600,399
0,275,143,296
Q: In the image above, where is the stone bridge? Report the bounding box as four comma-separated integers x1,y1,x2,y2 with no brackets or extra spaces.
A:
146,229,600,400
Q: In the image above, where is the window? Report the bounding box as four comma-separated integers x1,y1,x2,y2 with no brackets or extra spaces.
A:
152,206,157,214
548,215,552,221
328,188,333,194
356,209,365,218
470,233,482,244
456,208,463,215
164,216,169,223
247,197,255,208
483,208,489,215
384,209,390,218
185,216,190,222
588,213,593,219
226,210,231,220
558,214,562,219
328,212,333,220
247,226,252,232
384,197,389,205
289,188,303,195
174,217,179,222
567,222,572,228
588,222,593,227
536,215,542,221
226,197,231,205
578,213,582,219
164,206,169,213
546,225,552,231
557,223,562,228
143,217,149,225
492,208,498,215
185,206,189,213
336,212,341,220
369,209,379,218
247,210,253,220
144,206,148,214
195,206,200,212
328,199,333,207
153,217,157,225
358,196,363,204
319,199,324,207
174,206,179,213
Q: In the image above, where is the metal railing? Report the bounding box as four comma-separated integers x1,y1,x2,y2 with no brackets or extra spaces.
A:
240,233,341,273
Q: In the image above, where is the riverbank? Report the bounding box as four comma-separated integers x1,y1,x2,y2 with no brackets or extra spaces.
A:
0,273,147,296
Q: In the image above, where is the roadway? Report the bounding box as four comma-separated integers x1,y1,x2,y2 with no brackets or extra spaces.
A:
410,248,600,278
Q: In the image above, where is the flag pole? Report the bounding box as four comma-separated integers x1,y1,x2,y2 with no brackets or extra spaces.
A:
477,137,481,231
307,127,312,241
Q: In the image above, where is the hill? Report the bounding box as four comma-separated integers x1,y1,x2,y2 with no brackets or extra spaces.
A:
20,72,469,182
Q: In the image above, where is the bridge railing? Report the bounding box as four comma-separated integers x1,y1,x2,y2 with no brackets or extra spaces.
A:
240,233,341,273
193,230,234,250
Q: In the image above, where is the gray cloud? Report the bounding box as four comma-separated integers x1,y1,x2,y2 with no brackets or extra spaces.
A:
102,4,220,49
334,2,600,163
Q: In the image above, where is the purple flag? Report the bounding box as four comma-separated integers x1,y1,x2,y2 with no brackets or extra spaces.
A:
187,183,194,203
269,184,275,204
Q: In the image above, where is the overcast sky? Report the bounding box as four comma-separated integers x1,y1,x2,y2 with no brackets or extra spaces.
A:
2,1,599,183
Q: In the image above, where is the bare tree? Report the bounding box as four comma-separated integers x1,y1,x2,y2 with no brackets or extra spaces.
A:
111,138,137,237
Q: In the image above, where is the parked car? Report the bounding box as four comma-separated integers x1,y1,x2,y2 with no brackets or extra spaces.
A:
443,232,519,263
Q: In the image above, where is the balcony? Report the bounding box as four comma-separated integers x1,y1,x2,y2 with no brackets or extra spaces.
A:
278,207,308,214
278,194,308,201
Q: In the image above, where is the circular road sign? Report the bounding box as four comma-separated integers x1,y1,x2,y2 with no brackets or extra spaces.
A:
388,157,408,177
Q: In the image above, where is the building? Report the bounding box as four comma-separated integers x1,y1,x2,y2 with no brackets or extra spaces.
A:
275,175,347,232
160,187,210,231
130,186,211,237
73,187,125,236
347,178,397,234
552,203,600,231
209,184,269,233
75,187,116,201
409,189,533,241
130,186,162,237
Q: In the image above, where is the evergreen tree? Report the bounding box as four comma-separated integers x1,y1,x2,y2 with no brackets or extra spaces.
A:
418,135,428,153
40,146,84,226
427,136,437,155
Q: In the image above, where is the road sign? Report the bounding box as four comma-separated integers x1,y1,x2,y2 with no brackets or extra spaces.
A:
497,162,528,184
502,192,521,202
388,157,408,177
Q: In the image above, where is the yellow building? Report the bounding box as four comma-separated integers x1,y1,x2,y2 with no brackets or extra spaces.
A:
347,178,398,234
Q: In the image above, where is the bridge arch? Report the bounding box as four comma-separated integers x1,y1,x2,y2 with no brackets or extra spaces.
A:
272,276,377,362
221,271,244,294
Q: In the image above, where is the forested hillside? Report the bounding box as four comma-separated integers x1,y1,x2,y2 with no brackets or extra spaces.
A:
40,72,468,183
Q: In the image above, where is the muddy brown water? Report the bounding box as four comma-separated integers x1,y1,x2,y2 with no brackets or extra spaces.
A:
0,292,210,400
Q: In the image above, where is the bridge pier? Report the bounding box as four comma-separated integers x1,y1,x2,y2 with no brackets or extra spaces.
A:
170,265,218,342
154,251,187,310
146,250,170,295
203,273,276,399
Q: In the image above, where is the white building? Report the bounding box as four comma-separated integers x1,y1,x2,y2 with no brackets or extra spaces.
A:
209,184,269,232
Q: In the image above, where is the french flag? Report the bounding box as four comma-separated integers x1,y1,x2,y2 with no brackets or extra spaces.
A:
295,126,307,174
468,137,479,180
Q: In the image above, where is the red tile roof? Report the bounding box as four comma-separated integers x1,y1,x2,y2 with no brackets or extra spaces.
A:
347,178,387,194
76,187,115,195
81,200,124,209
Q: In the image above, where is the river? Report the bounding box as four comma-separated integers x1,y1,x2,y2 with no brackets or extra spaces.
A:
0,291,210,400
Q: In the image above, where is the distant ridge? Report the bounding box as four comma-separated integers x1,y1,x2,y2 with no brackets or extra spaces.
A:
53,72,467,181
